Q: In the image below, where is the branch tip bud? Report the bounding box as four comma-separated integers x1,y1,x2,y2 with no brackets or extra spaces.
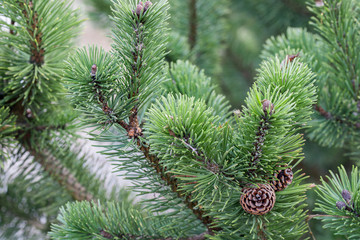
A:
341,189,352,203
91,64,97,76
144,1,152,12
336,201,346,210
136,3,144,16
262,99,274,115
315,0,324,7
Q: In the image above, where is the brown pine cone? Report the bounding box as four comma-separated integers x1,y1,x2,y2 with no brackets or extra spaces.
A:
240,184,276,215
271,168,293,192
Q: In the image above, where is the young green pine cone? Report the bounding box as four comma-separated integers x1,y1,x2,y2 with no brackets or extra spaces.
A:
240,184,276,215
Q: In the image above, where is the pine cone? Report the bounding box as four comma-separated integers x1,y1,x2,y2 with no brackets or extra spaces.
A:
240,184,276,215
271,168,293,192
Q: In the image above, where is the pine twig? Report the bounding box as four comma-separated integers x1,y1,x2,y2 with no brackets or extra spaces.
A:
306,214,351,220
1,123,66,132
90,64,130,131
1,197,50,231
249,100,274,173
314,104,360,129
137,141,219,233
99,229,209,240
170,130,220,173
90,65,219,234
9,19,15,35
305,214,351,240
18,0,45,66
26,148,94,201
188,0,197,50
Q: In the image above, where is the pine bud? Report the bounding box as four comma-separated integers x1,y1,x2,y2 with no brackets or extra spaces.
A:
136,3,144,16
262,99,274,115
91,64,97,77
233,109,241,117
100,230,112,238
280,53,300,68
341,189,351,204
144,1,152,12
287,53,300,62
315,0,324,7
336,201,346,210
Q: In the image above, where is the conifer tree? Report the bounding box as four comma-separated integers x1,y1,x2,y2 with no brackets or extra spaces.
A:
0,0,132,238
262,0,360,238
49,0,316,239
1,0,359,239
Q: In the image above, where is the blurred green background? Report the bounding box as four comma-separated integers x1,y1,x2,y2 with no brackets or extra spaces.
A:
79,1,353,239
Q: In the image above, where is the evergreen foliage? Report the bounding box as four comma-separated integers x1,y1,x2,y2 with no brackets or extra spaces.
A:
51,0,321,237
85,0,112,25
83,0,228,78
262,0,360,149
315,166,360,239
262,0,360,238
163,60,231,121
1,0,360,239
0,0,81,110
0,0,134,238
167,0,229,76
0,107,17,166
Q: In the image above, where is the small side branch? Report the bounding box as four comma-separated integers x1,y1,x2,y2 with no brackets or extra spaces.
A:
306,214,351,240
9,19,15,35
90,65,218,233
19,0,45,66
178,132,220,173
251,100,274,167
251,115,270,166
27,148,94,201
1,197,50,231
99,229,209,240
138,141,219,233
314,104,360,129
188,0,197,50
307,214,351,221
90,65,130,131
169,128,244,186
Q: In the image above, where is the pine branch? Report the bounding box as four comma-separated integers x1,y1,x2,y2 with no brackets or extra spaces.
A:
225,48,254,84
280,0,310,18
314,104,360,129
9,19,15,35
314,165,360,238
99,229,209,240
188,0,197,50
9,87,93,203
0,195,50,231
250,103,273,167
90,64,130,131
84,2,219,233
169,129,220,173
135,136,218,233
306,214,351,220
26,147,94,201
90,63,218,233
18,0,45,66
51,200,208,239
